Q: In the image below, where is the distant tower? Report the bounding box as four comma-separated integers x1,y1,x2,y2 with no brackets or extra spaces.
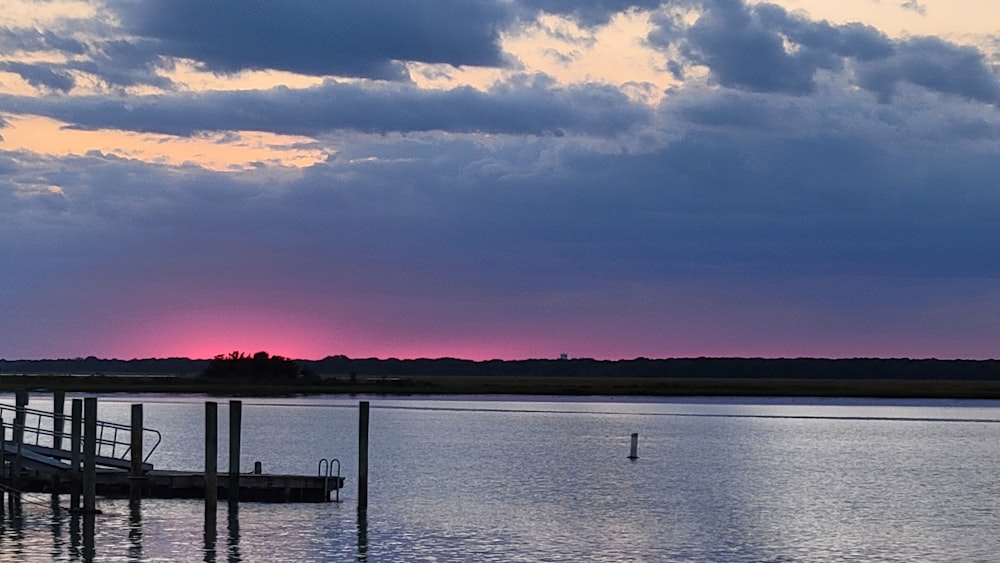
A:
559,353,568,360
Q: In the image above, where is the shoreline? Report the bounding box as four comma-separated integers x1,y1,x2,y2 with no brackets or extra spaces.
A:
2,374,1000,399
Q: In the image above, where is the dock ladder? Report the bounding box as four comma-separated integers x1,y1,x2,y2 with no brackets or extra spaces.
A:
318,457,341,502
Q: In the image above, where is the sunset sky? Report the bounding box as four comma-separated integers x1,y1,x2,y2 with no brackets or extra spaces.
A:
3,0,1000,360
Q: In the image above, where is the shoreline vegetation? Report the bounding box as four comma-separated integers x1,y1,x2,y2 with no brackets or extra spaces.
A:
1,356,1000,398
2,374,1000,399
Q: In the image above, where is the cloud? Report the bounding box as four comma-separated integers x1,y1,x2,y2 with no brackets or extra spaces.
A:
0,26,88,56
0,76,650,137
517,0,669,26
110,0,516,80
649,0,999,105
0,62,75,92
901,1,927,16
858,36,1000,104
650,1,891,95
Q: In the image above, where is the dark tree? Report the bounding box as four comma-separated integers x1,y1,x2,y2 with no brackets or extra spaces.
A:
200,351,304,382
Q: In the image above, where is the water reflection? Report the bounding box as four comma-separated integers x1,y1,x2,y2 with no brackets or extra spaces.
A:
356,508,368,562
68,505,81,560
204,504,217,562
129,499,142,561
50,496,65,560
81,512,95,562
203,501,243,562
3,396,1000,561
227,502,241,562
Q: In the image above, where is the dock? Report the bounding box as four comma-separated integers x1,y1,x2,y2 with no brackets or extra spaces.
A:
10,460,343,502
1,394,345,504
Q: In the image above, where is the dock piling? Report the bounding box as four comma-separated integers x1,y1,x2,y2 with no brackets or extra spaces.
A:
130,404,144,500
205,402,218,510
53,390,66,451
70,399,82,510
358,401,369,511
83,397,97,513
0,419,5,507
228,400,242,504
628,432,639,460
13,390,27,492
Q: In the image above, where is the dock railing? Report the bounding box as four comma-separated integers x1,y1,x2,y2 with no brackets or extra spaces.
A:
0,403,161,462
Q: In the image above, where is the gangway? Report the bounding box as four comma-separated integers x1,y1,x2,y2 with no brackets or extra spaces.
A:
0,402,161,468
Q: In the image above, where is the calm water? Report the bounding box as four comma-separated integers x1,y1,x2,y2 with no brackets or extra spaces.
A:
1,393,999,561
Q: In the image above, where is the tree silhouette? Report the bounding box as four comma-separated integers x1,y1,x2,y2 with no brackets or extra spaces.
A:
200,351,305,382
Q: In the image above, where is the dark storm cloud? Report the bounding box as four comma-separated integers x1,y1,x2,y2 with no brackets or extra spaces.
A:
110,0,515,80
0,78,649,137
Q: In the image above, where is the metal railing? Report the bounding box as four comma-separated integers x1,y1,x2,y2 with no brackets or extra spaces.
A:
0,403,161,462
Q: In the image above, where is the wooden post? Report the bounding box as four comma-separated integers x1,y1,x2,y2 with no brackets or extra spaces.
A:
205,402,218,510
53,390,66,451
13,389,27,492
129,404,144,500
228,400,242,504
70,399,83,510
628,432,639,460
0,419,5,507
358,401,369,511
83,397,97,514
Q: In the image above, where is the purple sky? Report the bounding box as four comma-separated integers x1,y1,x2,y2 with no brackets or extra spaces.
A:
2,0,1000,360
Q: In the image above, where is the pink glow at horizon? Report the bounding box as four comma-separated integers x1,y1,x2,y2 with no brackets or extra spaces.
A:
39,298,998,361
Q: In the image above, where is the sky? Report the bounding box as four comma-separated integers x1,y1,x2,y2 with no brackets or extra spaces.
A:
2,0,1000,361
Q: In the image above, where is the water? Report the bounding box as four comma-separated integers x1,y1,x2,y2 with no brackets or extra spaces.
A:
1,393,999,561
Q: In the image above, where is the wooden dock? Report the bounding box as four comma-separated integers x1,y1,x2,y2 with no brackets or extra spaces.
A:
5,443,345,503
1,394,346,504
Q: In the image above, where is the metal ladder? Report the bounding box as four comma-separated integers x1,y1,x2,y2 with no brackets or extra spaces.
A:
317,457,341,502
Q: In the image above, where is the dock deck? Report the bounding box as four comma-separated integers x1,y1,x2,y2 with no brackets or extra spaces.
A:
11,466,344,503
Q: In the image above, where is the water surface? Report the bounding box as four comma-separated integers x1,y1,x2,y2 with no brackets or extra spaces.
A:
1,394,998,561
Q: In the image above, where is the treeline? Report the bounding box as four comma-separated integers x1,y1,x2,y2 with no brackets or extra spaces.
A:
2,355,1000,380
306,356,1000,380
0,356,208,376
